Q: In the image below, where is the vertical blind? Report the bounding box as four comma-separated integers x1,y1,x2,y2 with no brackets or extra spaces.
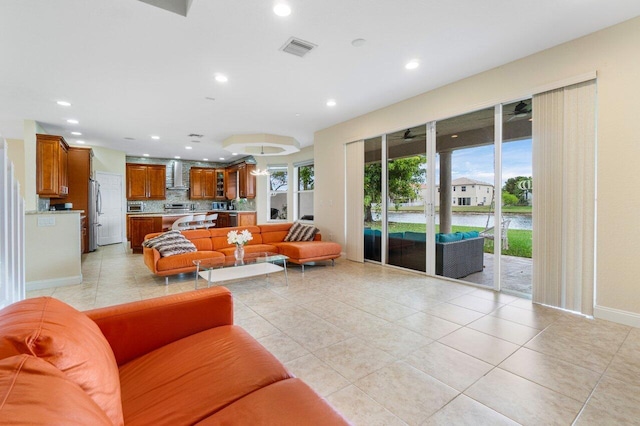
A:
532,80,596,315
345,141,364,262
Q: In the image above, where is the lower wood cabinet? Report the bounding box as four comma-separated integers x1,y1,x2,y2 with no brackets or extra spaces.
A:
129,216,162,253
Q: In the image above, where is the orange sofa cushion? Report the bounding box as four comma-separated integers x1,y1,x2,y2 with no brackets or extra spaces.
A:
0,354,112,425
119,325,293,425
197,378,351,425
0,297,124,425
209,226,263,250
216,244,278,257
156,250,223,272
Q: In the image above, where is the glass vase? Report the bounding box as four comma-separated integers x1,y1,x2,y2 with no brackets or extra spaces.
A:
234,245,245,261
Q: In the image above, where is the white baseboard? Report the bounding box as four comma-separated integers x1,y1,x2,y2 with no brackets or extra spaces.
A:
26,275,83,291
594,305,640,328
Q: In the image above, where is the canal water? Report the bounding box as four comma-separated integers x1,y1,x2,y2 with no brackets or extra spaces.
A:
384,211,532,230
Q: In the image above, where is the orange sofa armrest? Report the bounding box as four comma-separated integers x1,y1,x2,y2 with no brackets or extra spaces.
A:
143,246,161,273
84,287,233,366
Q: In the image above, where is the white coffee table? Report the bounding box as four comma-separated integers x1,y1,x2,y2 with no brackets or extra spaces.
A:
193,252,289,288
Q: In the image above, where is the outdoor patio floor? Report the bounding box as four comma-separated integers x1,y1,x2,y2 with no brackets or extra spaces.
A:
463,253,532,296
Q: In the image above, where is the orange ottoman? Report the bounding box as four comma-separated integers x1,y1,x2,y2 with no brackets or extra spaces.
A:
274,241,342,271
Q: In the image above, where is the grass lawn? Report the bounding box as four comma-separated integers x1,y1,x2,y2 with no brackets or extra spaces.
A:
366,221,532,258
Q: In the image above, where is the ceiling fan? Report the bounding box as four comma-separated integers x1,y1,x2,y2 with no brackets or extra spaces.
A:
403,129,416,141
506,101,532,120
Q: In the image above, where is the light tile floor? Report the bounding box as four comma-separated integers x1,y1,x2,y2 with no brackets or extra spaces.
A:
27,243,640,425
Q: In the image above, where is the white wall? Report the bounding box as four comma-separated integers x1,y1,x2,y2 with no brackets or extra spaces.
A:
314,17,640,324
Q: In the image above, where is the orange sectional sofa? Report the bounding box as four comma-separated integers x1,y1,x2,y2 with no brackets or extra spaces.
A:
0,287,350,425
144,223,342,283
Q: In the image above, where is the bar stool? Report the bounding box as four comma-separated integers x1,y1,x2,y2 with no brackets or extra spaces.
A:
171,215,194,231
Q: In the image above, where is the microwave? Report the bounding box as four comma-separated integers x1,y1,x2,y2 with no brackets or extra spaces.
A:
127,202,144,212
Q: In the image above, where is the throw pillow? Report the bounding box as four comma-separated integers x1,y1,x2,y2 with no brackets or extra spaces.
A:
142,230,181,248
155,233,197,257
0,297,124,425
284,222,319,242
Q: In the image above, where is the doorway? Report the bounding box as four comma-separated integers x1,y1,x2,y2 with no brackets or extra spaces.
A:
95,172,123,246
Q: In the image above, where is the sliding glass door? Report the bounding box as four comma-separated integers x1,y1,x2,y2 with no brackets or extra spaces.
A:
386,126,426,271
434,108,495,287
360,99,534,297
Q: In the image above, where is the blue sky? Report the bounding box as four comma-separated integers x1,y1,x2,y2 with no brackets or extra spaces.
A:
448,138,532,187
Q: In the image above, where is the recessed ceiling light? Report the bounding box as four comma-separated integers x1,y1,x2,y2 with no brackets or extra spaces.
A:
351,38,366,47
57,101,71,107
151,135,160,140
215,74,228,83
295,113,301,117
451,134,458,138
232,152,238,156
273,3,291,16
143,153,150,157
219,157,225,160
326,99,337,107
185,146,192,150
405,60,419,70
67,119,79,124
203,158,209,161
76,140,85,144
71,131,82,136
174,156,181,159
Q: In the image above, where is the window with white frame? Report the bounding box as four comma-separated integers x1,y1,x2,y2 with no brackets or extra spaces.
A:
268,166,288,221
294,162,314,221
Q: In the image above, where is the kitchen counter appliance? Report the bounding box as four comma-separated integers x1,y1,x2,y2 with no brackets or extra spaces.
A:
164,203,196,212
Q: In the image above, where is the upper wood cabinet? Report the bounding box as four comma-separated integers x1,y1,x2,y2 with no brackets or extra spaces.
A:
126,163,166,200
225,167,237,200
223,162,256,199
36,134,69,198
189,167,216,199
237,163,256,199
215,169,226,200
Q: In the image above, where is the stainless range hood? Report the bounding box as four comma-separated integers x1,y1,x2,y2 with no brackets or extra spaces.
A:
167,161,188,190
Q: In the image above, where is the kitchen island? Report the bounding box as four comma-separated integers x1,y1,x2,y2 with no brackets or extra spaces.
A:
127,210,256,253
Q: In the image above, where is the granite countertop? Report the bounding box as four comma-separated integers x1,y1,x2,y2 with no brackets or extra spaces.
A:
26,210,85,215
128,210,255,217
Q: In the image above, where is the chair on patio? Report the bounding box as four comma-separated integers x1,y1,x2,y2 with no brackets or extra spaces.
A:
480,219,511,250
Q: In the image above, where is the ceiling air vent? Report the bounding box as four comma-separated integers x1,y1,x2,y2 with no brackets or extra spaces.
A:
188,133,203,138
281,37,317,58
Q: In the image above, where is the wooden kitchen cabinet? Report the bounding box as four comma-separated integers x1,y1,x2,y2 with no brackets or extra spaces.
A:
238,212,257,226
215,169,226,199
216,212,230,228
237,163,256,199
36,134,69,198
224,163,255,200
189,167,216,199
225,168,237,200
129,216,162,253
126,164,166,200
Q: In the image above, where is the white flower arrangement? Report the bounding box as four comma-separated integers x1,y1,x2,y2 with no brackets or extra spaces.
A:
227,229,253,246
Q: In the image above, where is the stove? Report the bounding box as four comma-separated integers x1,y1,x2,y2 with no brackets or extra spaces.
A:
164,203,196,212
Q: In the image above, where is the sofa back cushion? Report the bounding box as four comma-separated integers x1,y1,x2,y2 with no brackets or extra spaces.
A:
259,223,293,244
0,354,113,425
209,226,262,250
0,297,124,425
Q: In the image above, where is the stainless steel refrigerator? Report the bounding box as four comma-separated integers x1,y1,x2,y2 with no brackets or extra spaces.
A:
88,179,102,252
